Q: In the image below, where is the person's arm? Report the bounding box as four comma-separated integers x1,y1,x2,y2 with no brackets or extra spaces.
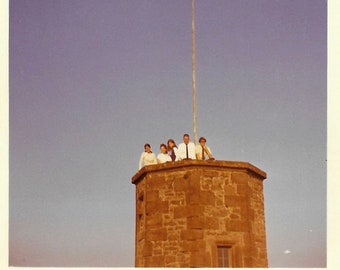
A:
177,144,184,160
152,153,158,164
139,152,144,169
190,143,196,159
195,145,200,159
173,147,180,161
205,146,214,159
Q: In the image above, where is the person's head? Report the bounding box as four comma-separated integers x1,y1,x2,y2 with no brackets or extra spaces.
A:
199,137,207,146
144,143,151,153
183,134,190,144
167,139,177,149
160,143,167,154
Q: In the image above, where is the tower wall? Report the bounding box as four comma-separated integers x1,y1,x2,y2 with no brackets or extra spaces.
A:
131,160,268,267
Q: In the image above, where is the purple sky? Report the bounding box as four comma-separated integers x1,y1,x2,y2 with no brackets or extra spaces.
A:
8,0,327,267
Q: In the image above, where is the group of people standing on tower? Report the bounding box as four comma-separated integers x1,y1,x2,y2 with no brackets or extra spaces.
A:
139,133,214,169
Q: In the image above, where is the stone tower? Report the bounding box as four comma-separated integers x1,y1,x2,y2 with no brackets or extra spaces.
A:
131,160,268,267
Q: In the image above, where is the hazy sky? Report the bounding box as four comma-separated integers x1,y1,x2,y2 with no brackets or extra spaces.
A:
8,0,327,267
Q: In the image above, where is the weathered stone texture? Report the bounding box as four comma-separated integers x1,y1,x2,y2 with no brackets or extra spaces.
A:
132,160,268,267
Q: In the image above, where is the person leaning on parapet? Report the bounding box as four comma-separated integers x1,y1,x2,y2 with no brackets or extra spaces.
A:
139,143,157,169
167,139,179,161
177,133,196,160
195,136,215,160
157,143,172,164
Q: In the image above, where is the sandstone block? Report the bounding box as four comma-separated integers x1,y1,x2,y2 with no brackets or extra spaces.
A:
143,242,153,257
165,255,177,266
146,190,159,202
187,216,219,230
146,213,162,228
224,184,236,195
225,220,249,232
173,205,205,218
243,256,254,267
145,227,167,241
190,251,211,267
187,216,203,229
167,230,180,241
237,183,251,195
181,229,204,240
145,255,165,266
203,170,219,177
147,176,166,189
225,195,247,208
201,177,213,190
200,191,215,205
173,178,187,192
179,239,205,252
146,201,168,215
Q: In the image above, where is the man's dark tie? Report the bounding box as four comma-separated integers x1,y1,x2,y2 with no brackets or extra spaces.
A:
186,144,189,159
202,146,205,160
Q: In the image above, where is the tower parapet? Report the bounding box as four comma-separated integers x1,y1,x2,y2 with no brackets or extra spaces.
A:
131,160,268,267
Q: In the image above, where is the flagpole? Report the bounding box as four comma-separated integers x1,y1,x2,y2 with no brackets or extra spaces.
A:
191,0,197,145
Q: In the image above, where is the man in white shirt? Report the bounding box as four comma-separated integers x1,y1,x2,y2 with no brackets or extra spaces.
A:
177,134,196,160
195,136,214,160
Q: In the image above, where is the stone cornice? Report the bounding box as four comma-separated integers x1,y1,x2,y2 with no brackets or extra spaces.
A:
132,160,266,185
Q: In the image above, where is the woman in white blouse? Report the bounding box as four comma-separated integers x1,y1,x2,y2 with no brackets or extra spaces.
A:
157,144,172,164
167,139,179,161
139,143,157,169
